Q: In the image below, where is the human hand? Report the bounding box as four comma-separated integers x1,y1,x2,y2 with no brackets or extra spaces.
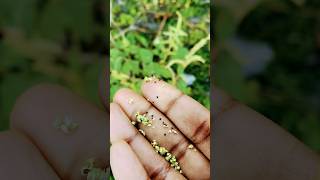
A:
0,69,108,180
110,78,210,180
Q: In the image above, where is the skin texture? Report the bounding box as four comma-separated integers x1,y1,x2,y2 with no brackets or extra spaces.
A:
110,140,149,180
0,64,319,180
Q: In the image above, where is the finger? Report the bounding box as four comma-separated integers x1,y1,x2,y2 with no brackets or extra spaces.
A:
111,140,149,180
212,88,238,119
110,103,186,180
141,79,210,159
0,131,59,179
213,88,320,180
11,84,107,179
113,89,210,180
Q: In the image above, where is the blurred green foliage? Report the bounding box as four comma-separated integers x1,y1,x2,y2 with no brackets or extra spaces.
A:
215,0,320,151
0,0,107,131
110,0,210,108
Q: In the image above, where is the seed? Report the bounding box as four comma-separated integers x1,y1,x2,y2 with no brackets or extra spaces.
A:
156,96,159,99
135,112,152,126
162,122,168,128
155,145,160,152
159,147,168,155
144,76,158,83
159,118,162,120
151,140,157,147
139,129,146,136
53,115,79,134
164,133,167,136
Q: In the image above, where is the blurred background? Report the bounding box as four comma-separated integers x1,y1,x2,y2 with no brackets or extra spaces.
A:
214,0,320,151
110,0,210,109
0,0,107,131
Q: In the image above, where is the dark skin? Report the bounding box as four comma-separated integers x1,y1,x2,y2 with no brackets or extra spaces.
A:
0,66,319,180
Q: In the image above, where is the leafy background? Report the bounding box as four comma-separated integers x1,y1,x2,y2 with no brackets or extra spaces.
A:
0,0,107,131
215,0,320,151
110,0,210,108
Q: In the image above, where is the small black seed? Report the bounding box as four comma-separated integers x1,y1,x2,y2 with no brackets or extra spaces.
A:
156,96,159,99
159,118,162,120
164,133,167,136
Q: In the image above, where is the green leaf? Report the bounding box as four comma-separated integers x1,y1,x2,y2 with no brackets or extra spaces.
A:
121,61,140,74
143,63,171,78
172,47,189,59
135,34,149,47
111,49,124,71
176,78,191,94
137,48,153,64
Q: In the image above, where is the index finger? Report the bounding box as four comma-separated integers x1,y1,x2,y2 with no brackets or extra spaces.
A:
141,79,210,159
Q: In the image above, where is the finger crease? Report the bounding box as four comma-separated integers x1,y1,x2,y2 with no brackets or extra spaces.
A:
192,120,210,145
214,100,238,120
149,162,170,180
163,93,183,114
125,130,139,145
169,138,189,161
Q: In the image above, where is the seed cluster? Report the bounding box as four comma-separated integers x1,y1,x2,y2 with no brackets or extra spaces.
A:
81,158,107,180
151,140,183,174
144,75,159,83
135,112,152,126
53,115,79,134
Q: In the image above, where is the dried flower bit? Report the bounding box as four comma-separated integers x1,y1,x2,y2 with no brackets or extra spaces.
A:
81,158,107,180
188,144,194,149
159,147,168,155
53,115,79,134
128,98,134,104
151,140,158,147
131,121,137,125
162,122,169,128
135,112,152,126
139,129,146,136
172,129,178,134
144,75,159,83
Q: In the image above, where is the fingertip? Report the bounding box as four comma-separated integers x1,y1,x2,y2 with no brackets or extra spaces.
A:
113,88,132,103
